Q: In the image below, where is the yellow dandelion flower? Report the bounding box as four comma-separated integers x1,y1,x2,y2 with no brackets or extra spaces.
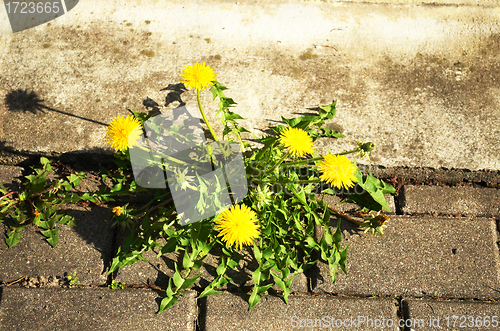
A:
317,154,358,190
279,127,315,157
214,204,260,250
106,115,142,151
180,62,216,90
112,206,123,216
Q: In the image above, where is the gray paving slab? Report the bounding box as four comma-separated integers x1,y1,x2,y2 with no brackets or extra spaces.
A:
0,287,197,331
113,234,308,293
0,1,500,171
311,216,500,300
0,206,114,285
403,298,500,330
202,292,399,330
400,185,500,216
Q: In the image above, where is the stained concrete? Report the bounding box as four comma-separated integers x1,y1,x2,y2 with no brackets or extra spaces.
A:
0,0,499,171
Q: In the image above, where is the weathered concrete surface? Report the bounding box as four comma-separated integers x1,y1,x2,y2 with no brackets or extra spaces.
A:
0,0,499,171
403,298,500,330
0,287,197,331
202,292,399,330
400,185,500,216
0,206,114,285
311,216,500,299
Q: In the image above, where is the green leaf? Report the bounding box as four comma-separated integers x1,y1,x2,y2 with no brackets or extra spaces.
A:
248,283,273,311
304,236,317,249
172,266,184,289
166,278,175,297
227,257,240,270
5,226,24,247
320,128,345,138
332,220,342,245
253,242,262,262
354,171,394,212
40,157,53,172
158,237,179,256
252,264,273,285
197,288,221,299
41,228,59,248
339,244,349,274
262,245,273,260
319,100,337,119
67,174,82,188
323,230,334,246
182,251,194,269
328,261,339,283
180,274,201,290
58,214,75,226
109,247,122,274
158,294,179,314
216,257,227,275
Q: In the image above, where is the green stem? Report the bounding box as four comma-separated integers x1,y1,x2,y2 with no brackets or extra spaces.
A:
296,178,321,184
134,192,170,213
197,89,220,142
196,88,232,162
337,148,360,156
265,152,290,174
282,156,324,167
280,148,359,168
234,126,246,153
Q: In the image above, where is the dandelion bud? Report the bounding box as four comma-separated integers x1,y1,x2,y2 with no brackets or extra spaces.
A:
359,142,375,153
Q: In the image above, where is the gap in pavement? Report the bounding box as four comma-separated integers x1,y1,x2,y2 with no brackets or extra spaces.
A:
2,150,500,187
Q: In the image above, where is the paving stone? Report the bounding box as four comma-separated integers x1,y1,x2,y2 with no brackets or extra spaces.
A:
403,298,500,330
311,216,500,300
0,287,196,331
400,185,500,216
113,234,308,293
202,292,399,330
0,206,114,285
0,165,23,190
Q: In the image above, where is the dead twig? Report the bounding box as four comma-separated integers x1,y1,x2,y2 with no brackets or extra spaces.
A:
6,275,26,286
313,195,363,226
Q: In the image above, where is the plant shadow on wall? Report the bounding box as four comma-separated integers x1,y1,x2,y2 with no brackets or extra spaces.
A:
4,88,108,127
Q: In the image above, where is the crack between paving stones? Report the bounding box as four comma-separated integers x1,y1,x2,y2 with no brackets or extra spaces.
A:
395,296,406,331
105,226,119,287
196,295,207,331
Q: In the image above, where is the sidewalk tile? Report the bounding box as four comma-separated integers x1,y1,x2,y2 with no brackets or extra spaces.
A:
311,216,500,300
0,206,114,285
114,231,308,293
400,185,500,216
403,298,500,330
0,287,196,331
202,292,399,330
